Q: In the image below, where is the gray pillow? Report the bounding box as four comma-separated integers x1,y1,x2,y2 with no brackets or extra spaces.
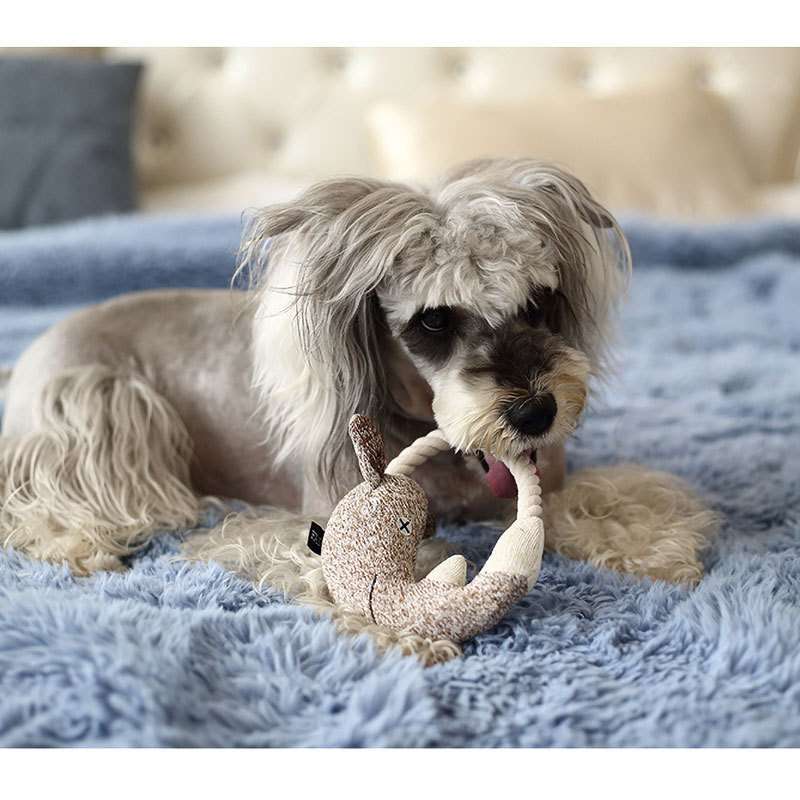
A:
0,57,141,229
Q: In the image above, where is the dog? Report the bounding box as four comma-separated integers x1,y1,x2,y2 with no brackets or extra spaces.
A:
0,158,716,582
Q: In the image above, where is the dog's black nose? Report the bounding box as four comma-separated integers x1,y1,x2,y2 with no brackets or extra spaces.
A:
505,393,557,437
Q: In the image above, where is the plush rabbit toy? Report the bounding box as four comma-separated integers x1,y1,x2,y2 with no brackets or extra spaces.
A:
308,415,545,643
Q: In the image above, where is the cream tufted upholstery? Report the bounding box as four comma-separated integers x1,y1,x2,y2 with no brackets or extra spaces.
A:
6,47,800,216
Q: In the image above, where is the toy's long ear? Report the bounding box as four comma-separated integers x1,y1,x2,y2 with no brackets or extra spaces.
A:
348,415,386,489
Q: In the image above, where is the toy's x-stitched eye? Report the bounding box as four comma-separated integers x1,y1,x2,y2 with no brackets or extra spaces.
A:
397,517,412,536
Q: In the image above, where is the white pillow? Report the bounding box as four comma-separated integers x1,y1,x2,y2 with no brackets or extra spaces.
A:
367,86,756,219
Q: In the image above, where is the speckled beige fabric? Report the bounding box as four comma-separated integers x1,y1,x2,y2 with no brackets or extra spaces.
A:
350,414,387,488
321,415,531,644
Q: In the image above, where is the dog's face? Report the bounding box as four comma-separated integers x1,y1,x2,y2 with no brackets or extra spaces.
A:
242,158,630,491
377,205,592,460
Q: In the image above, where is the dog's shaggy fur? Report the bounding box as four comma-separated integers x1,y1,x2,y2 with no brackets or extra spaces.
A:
0,159,717,595
1,365,199,574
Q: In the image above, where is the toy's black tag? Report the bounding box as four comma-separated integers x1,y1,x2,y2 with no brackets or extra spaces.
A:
307,521,325,555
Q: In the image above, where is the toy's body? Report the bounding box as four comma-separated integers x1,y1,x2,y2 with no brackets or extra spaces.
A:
315,416,544,643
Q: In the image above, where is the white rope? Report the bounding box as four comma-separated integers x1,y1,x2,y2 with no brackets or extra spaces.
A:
384,429,543,525
384,429,451,476
506,455,543,520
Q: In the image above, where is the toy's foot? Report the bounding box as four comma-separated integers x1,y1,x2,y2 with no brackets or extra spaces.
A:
426,554,468,586
483,518,544,590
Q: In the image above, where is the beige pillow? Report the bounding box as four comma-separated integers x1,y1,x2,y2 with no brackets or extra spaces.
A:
367,87,755,219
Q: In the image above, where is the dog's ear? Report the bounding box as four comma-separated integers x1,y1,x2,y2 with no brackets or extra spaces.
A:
239,178,435,495
240,178,386,243
443,157,614,229
519,161,631,371
537,173,613,229
505,159,617,231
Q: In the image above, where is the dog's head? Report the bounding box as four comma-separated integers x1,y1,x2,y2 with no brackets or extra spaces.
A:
241,158,630,495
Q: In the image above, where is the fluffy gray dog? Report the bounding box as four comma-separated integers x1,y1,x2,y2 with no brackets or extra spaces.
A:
0,159,716,582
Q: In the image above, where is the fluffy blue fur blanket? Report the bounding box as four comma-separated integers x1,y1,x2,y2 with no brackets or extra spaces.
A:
1,214,799,747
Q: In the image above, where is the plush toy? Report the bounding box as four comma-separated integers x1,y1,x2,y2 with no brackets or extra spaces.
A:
307,415,545,644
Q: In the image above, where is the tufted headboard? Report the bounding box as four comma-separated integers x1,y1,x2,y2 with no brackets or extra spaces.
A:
7,47,800,216
107,47,800,185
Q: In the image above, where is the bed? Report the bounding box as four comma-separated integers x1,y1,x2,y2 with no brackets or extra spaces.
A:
1,212,798,747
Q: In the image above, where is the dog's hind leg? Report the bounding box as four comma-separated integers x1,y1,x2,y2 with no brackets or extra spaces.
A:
0,364,199,574
543,465,719,585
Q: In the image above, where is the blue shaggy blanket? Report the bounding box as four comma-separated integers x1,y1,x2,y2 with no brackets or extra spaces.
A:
1,213,799,747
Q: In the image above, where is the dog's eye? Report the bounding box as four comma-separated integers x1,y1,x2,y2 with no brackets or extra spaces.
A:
525,301,544,326
525,292,552,327
420,307,452,333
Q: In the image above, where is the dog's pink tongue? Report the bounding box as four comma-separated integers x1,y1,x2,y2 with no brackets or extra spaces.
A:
484,455,518,499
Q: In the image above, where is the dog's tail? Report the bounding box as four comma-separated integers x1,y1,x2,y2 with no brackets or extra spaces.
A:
0,364,199,574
